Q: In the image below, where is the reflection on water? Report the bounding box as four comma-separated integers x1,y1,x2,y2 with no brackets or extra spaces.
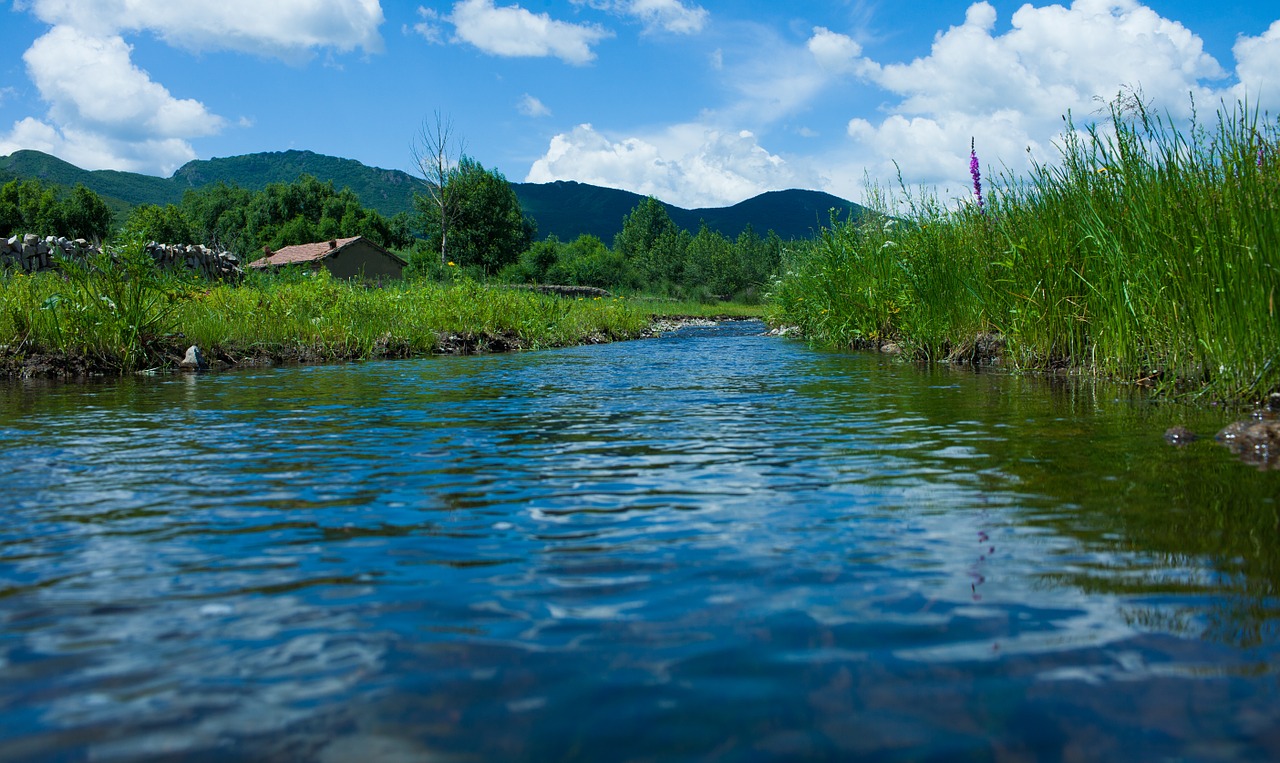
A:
1,321,1278,761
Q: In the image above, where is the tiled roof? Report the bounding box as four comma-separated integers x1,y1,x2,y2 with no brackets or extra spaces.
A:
247,236,363,268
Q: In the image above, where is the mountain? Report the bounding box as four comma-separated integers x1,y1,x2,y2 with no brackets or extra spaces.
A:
0,149,864,242
172,151,423,220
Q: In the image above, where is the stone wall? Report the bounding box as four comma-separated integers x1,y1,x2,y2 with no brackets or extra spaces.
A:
0,234,243,281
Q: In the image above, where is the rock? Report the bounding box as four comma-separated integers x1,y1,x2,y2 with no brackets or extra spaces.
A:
1216,415,1280,469
179,345,207,371
1164,425,1196,445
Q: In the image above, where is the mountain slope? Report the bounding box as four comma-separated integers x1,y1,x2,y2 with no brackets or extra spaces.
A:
172,150,424,219
1,149,864,243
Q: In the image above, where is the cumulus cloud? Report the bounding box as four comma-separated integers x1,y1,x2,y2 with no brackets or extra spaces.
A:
442,0,612,65
576,0,708,34
527,123,815,208
806,26,862,74
17,0,385,58
25,27,222,142
817,0,1249,191
4,0,385,175
518,93,552,117
1232,20,1280,103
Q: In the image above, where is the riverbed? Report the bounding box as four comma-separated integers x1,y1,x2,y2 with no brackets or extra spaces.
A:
1,320,1277,761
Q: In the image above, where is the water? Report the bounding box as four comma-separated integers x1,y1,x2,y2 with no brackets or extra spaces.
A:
1,321,1278,761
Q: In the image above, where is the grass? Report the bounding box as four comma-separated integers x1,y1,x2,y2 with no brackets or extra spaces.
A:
628,297,767,320
770,98,1280,403
1,258,651,374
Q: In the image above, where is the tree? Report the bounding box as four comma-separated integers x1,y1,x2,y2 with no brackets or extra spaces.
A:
614,197,684,286
61,184,113,243
122,203,195,245
0,179,111,241
411,112,465,266
416,157,535,273
179,176,413,256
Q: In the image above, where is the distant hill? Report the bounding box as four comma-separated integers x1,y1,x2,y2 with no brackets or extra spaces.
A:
0,149,864,242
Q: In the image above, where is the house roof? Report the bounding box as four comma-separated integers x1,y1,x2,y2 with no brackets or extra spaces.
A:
247,236,407,269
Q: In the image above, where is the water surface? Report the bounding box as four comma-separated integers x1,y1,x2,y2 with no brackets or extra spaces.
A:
1,321,1278,761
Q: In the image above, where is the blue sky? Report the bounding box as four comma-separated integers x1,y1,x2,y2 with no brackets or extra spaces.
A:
0,1,1276,208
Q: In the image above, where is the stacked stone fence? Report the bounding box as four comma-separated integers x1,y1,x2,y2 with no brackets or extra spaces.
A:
0,234,243,281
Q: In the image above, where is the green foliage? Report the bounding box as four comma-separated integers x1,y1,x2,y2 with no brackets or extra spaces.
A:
545,235,630,288
2,265,649,371
614,197,684,285
772,98,1280,402
177,175,413,258
38,235,192,370
416,158,534,273
0,179,113,241
122,203,196,244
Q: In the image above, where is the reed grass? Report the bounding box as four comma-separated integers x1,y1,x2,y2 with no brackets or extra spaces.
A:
771,99,1280,402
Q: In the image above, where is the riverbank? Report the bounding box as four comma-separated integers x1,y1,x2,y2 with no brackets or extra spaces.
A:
770,100,1280,404
0,264,659,378
0,259,769,378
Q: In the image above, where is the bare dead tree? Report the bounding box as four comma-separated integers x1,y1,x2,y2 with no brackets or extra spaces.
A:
410,112,466,266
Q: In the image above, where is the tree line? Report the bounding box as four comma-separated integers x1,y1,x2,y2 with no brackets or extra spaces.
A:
2,157,786,300
0,179,114,242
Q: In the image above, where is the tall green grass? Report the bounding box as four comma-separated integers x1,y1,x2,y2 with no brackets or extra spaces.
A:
1,262,649,373
771,100,1280,401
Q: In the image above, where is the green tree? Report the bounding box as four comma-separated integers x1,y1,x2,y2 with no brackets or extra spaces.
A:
416,157,534,273
684,223,739,297
181,182,254,253
0,179,111,241
614,197,685,287
60,184,113,242
546,234,630,288
735,225,783,294
179,176,412,257
122,203,195,244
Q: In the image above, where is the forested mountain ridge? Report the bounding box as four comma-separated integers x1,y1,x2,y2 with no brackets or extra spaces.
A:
0,149,865,242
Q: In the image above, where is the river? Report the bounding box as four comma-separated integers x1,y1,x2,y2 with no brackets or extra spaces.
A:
1,320,1277,761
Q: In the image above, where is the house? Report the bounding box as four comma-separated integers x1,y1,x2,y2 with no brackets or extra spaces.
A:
247,236,407,279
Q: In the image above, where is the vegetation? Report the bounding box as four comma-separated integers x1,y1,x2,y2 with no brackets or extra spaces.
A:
771,98,1280,402
2,147,861,245
118,175,414,257
500,197,785,302
0,178,114,241
412,157,535,274
1,256,649,374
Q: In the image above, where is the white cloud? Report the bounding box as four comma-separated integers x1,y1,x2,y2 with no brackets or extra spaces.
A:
445,0,612,65
1232,20,1280,103
0,116,199,174
0,26,222,174
628,0,708,34
818,0,1252,191
411,6,446,43
5,0,385,175
577,0,707,34
807,27,862,74
24,27,222,142
518,93,551,117
527,123,815,208
18,0,386,59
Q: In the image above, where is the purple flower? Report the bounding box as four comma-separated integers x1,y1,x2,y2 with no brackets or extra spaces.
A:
969,138,985,211
1258,146,1265,168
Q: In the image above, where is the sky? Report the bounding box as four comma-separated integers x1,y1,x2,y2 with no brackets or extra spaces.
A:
0,0,1277,209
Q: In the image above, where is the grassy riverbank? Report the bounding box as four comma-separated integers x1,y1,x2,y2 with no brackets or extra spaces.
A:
771,101,1280,402
0,248,650,376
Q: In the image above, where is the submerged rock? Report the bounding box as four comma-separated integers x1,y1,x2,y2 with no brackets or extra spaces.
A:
1164,425,1197,445
1216,412,1280,470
